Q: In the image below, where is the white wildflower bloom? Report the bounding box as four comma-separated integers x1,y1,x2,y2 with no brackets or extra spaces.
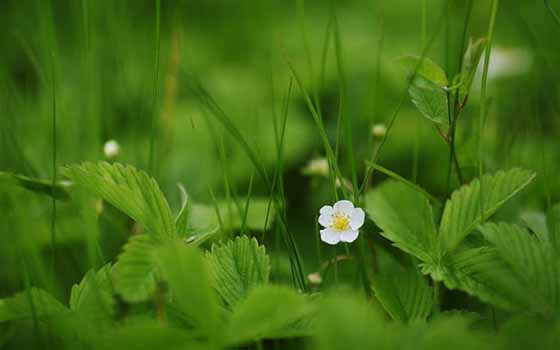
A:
103,139,120,158
302,157,329,177
371,124,387,138
318,200,365,245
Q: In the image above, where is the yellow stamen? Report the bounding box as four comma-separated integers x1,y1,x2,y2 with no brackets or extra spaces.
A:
331,212,350,231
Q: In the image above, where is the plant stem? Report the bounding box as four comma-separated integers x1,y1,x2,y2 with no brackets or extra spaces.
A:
479,0,500,222
148,0,161,176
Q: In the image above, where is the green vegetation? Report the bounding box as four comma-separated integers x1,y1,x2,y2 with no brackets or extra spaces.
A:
1,0,560,349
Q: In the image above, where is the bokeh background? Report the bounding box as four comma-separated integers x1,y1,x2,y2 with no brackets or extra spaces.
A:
1,0,559,328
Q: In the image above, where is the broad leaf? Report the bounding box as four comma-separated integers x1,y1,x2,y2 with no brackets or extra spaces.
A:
439,168,535,254
0,288,67,322
69,264,114,322
365,180,438,263
422,247,531,311
63,162,176,240
480,222,560,315
113,235,157,303
206,235,270,307
372,257,433,323
409,76,450,126
156,242,221,341
224,285,312,345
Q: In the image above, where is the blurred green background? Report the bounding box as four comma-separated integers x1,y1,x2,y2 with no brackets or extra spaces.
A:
1,0,560,335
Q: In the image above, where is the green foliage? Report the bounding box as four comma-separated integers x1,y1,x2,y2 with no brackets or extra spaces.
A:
156,242,222,342
365,180,438,263
0,288,67,322
206,236,270,307
439,168,536,253
400,56,449,125
112,235,157,303
224,285,312,345
0,171,70,200
69,265,114,322
457,38,487,100
63,162,176,241
372,256,433,323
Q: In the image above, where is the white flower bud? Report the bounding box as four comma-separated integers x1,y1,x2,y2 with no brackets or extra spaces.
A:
307,272,323,285
302,157,329,177
103,139,120,159
371,124,387,138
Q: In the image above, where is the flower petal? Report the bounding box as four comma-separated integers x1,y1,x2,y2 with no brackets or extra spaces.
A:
350,207,365,230
340,229,359,243
319,205,333,215
333,200,354,216
318,213,332,228
320,228,341,245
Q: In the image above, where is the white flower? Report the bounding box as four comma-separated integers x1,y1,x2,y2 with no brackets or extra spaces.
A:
103,139,120,158
302,157,329,177
318,200,365,245
371,124,387,138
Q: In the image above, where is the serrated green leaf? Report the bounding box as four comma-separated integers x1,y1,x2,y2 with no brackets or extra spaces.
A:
113,235,157,303
399,56,449,86
439,168,535,253
206,236,270,307
224,285,311,345
63,162,176,240
156,242,221,341
365,180,438,263
0,288,68,322
422,247,531,311
69,264,114,322
480,222,559,314
372,257,433,323
409,76,450,125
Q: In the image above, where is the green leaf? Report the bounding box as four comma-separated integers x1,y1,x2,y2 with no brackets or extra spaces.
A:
0,288,68,322
372,257,433,323
206,235,270,307
408,76,450,125
365,180,438,263
459,38,487,98
399,56,449,86
63,162,176,240
113,235,157,303
156,242,221,341
439,168,535,254
0,171,70,200
480,222,559,314
421,247,530,311
69,264,114,322
224,285,312,345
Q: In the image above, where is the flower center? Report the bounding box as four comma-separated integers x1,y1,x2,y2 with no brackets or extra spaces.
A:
331,212,350,231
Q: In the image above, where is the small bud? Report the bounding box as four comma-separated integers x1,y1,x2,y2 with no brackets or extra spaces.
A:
307,272,323,285
302,157,329,177
103,139,121,159
371,124,387,138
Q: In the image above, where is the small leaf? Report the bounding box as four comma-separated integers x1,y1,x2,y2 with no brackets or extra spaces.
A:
399,56,449,86
439,168,535,254
224,285,311,345
372,256,433,323
0,288,67,322
63,162,176,241
69,264,114,322
409,76,450,125
113,235,157,303
175,183,191,236
365,180,438,263
0,171,70,200
206,236,270,307
460,38,487,96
